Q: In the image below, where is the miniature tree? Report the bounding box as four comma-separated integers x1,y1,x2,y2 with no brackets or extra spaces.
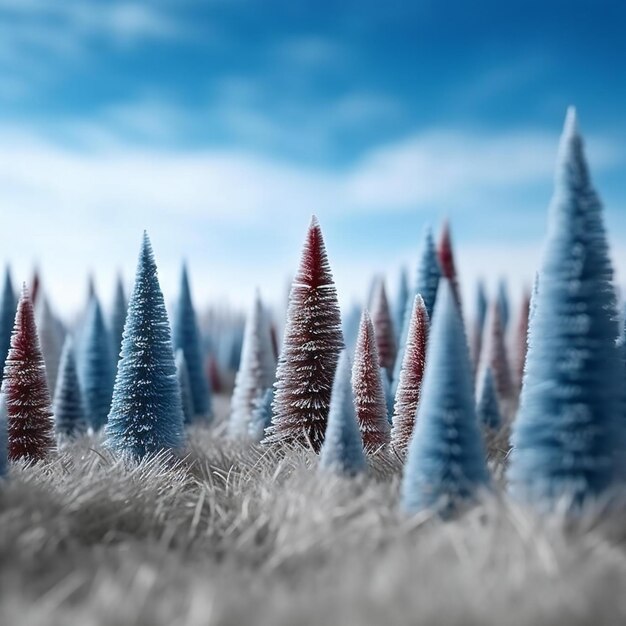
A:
172,264,212,421
53,337,88,442
0,267,16,373
470,280,488,370
508,109,623,506
392,229,440,396
110,274,127,363
482,302,513,406
4,286,55,462
264,216,343,453
391,295,429,453
352,311,390,453
79,295,114,431
393,266,409,342
105,233,185,460
175,349,194,425
401,281,489,515
229,292,276,438
476,366,502,431
319,350,366,476
513,288,531,392
36,296,65,394
437,221,462,308
248,387,274,442
371,280,397,378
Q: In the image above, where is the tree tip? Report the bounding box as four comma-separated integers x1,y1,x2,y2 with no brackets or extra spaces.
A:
309,215,320,229
564,106,578,137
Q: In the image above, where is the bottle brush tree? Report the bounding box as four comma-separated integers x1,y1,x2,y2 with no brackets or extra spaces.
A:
319,349,366,476
263,216,343,453
437,221,462,309
105,233,186,461
476,366,502,431
371,280,397,378
79,294,114,431
401,281,489,516
352,311,390,453
53,337,88,442
4,286,55,463
172,264,212,421
229,291,276,438
392,229,440,397
508,109,623,506
391,295,429,453
175,349,195,425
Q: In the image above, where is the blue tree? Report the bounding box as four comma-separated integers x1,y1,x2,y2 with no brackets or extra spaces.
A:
392,229,441,397
172,264,212,421
79,294,114,431
476,366,501,430
53,337,88,441
110,274,127,364
105,233,185,460
0,267,16,373
175,349,194,425
319,350,366,476
508,109,623,506
401,280,489,515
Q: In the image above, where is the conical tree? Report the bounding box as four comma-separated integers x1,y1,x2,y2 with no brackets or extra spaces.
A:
319,350,366,476
229,292,276,438
110,274,127,363
391,295,429,453
508,109,623,506
393,266,409,343
371,280,397,378
0,267,17,374
401,281,489,515
79,294,114,431
264,216,343,452
482,302,513,407
392,229,440,397
476,366,502,431
175,349,194,425
4,286,55,462
172,264,212,421
105,233,185,460
437,221,462,308
352,311,390,453
248,387,274,442
470,280,488,370
53,337,88,441
36,296,65,395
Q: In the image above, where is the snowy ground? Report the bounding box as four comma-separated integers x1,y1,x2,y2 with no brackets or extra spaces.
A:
1,397,625,626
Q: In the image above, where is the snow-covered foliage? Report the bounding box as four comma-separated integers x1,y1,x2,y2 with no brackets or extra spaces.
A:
79,295,114,432
352,311,390,453
105,233,185,461
401,281,489,515
229,292,276,439
4,286,55,462
508,109,623,507
319,349,366,476
391,295,429,453
175,349,194,425
172,264,212,421
476,366,501,431
53,337,88,442
370,280,396,378
264,216,343,453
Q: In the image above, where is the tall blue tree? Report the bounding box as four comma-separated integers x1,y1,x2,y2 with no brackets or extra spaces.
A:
172,264,212,421
508,109,623,506
392,228,441,397
79,294,114,431
105,233,185,460
110,274,127,364
0,267,16,374
54,337,88,441
319,350,366,476
401,280,489,516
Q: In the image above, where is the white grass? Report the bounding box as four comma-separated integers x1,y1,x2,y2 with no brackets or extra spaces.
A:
1,403,625,625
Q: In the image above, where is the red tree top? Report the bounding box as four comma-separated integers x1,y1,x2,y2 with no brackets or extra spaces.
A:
371,280,397,376
5,285,55,462
437,221,462,307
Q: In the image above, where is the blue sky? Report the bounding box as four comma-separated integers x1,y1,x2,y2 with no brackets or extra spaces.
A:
0,0,625,315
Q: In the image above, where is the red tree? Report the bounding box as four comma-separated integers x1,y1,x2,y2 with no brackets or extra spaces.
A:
371,280,397,378
514,288,531,393
263,216,343,452
5,286,55,462
437,221,462,308
352,310,390,453
391,295,429,453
